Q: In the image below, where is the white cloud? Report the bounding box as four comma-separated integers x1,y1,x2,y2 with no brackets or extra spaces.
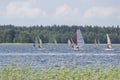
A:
55,4,79,17
84,7,115,19
6,1,47,19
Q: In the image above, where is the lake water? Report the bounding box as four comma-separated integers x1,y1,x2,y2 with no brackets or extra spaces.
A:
0,44,120,68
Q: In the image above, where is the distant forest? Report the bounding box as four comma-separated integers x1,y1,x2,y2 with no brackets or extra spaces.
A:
0,25,120,44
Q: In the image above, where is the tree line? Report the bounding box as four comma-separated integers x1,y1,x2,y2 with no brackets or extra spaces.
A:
0,24,120,44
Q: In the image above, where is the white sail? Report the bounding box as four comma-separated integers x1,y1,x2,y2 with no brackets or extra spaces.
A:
94,39,100,45
94,38,97,45
97,39,100,45
76,29,84,48
54,40,57,45
34,37,38,48
71,38,75,48
67,39,71,46
106,34,111,45
38,37,42,48
106,34,112,49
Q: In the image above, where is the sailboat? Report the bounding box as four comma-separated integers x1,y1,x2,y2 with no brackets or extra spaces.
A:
73,29,84,50
105,34,113,50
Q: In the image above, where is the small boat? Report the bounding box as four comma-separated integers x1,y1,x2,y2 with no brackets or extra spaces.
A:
105,34,113,50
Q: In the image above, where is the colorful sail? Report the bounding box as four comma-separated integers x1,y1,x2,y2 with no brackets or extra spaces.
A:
72,29,84,50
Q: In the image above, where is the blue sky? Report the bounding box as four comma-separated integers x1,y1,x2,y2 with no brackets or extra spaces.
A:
0,0,120,26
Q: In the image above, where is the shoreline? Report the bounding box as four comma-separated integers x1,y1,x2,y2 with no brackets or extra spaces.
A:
0,43,120,45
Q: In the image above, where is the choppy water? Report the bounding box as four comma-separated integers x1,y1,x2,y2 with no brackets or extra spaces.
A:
0,44,120,68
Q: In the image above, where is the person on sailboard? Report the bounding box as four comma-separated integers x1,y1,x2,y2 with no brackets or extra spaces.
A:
38,45,41,48
107,44,112,49
76,45,79,49
38,45,42,48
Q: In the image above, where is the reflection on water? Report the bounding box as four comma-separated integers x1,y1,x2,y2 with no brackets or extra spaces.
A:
0,44,120,68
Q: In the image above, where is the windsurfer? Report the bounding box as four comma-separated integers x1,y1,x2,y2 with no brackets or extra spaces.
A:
76,45,79,49
107,44,112,49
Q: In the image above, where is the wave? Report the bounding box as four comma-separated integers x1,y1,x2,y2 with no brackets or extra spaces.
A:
0,53,118,56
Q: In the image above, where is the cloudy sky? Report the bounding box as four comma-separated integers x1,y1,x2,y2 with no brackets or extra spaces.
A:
0,0,120,26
